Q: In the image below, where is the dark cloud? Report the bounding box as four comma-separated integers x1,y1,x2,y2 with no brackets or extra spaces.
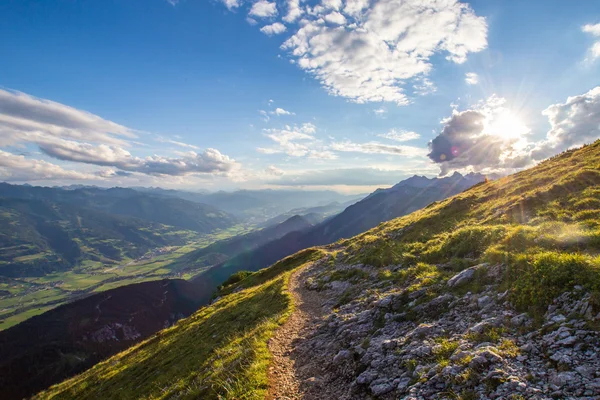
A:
428,109,509,175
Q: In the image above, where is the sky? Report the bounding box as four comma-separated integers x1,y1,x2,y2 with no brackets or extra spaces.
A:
0,0,599,194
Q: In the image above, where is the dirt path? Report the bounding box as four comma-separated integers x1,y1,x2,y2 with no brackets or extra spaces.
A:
267,264,327,400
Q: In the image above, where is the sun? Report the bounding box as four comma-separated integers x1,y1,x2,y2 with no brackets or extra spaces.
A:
485,109,530,141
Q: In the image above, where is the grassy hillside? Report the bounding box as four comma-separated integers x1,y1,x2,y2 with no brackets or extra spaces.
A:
346,140,600,315
36,249,323,400
37,141,600,399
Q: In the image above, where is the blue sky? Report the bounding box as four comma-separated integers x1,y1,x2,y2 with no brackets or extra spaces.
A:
1,0,599,193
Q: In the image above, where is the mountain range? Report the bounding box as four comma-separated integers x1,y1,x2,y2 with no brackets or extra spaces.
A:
33,140,600,400
0,171,488,398
193,172,487,297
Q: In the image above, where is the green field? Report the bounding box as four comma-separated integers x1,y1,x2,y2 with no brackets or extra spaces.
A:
0,224,255,331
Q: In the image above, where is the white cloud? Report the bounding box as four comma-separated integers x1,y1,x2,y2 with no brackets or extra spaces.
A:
249,0,278,18
533,86,600,159
322,0,342,10
582,23,600,61
270,107,295,116
281,0,487,104
0,150,99,182
265,165,285,176
0,88,135,147
465,72,479,85
378,129,421,142
413,77,437,96
36,137,238,176
373,107,387,116
257,123,323,157
343,0,369,17
324,11,346,25
282,0,303,23
308,149,338,159
0,88,240,180
247,17,258,25
331,140,427,157
259,109,270,122
156,137,200,150
261,22,287,35
221,0,242,10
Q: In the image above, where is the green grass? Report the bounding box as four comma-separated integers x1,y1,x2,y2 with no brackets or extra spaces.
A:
347,140,600,315
0,303,65,330
37,249,323,400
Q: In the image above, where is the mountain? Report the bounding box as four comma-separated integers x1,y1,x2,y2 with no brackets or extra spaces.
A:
36,140,600,400
172,214,315,272
195,172,486,292
142,188,365,222
0,197,193,277
257,201,351,228
0,278,204,400
0,183,238,232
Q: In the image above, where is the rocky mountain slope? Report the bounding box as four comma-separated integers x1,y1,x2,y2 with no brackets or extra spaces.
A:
34,141,600,399
0,278,203,399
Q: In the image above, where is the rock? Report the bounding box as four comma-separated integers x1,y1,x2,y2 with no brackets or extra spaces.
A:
575,365,595,379
469,355,489,370
551,314,566,324
333,349,352,364
409,288,427,300
356,370,378,385
428,294,454,308
511,313,530,327
479,348,504,363
486,369,506,380
382,339,397,350
412,323,436,338
413,345,432,357
328,280,351,292
370,379,394,395
450,350,472,362
520,343,534,353
550,371,578,387
477,295,492,308
447,264,486,288
555,335,578,346
377,296,393,308
397,376,412,392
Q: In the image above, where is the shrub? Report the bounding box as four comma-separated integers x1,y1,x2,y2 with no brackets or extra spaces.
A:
508,251,600,312
220,270,253,289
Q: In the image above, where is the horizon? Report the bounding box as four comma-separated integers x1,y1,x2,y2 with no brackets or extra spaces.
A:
0,169,493,195
1,0,599,194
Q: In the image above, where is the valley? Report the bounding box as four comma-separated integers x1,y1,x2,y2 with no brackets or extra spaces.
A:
0,224,253,330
